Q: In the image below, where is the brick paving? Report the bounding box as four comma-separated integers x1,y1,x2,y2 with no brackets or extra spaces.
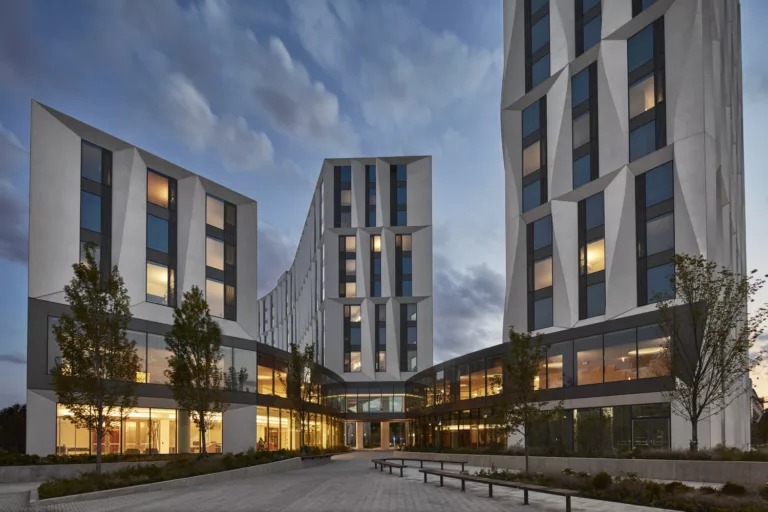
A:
8,451,663,512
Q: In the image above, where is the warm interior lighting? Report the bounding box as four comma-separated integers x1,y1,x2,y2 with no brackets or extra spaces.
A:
629,347,664,356
586,239,605,274
372,235,381,253
147,172,169,208
546,361,563,369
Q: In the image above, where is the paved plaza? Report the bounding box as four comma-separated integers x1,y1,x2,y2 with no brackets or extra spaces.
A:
1,452,665,512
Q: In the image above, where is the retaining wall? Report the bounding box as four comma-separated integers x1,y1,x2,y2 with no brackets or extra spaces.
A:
400,451,768,487
0,460,169,483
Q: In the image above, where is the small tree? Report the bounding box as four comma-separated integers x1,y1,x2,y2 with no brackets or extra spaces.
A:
0,403,26,453
52,244,140,473
500,327,562,474
165,286,227,457
282,342,318,454
656,254,768,451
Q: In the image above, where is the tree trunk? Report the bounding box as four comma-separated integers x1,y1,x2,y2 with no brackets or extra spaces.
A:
690,419,699,452
300,411,306,454
96,412,103,474
524,431,530,475
200,414,207,458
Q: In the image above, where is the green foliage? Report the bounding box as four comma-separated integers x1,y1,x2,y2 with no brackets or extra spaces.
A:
52,243,140,472
164,286,227,456
0,403,25,453
282,342,319,454
722,482,748,496
0,453,180,467
500,328,564,473
592,471,612,490
37,450,296,499
665,481,693,493
656,254,768,451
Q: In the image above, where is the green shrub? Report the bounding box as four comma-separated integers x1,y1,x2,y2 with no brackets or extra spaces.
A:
760,484,768,501
721,482,747,496
665,481,693,493
592,471,613,490
700,486,717,494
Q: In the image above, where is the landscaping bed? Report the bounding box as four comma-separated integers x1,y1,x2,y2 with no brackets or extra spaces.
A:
37,448,344,499
478,468,768,512
0,452,180,467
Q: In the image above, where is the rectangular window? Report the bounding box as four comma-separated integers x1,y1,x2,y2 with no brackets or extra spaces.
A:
636,161,674,305
339,236,356,298
576,0,601,56
390,164,407,226
147,215,169,253
334,166,352,228
375,304,386,372
206,278,225,318
344,305,362,372
147,333,170,384
366,164,376,227
147,171,169,208
525,0,550,91
522,97,547,212
637,325,669,377
572,63,598,189
628,20,665,162
401,303,418,372
371,235,382,297
579,192,605,318
545,341,572,388
147,170,176,307
206,196,225,230
459,365,470,400
486,357,503,395
146,262,169,305
470,360,486,398
80,191,102,233
206,236,224,270
396,234,413,297
528,214,553,331
575,334,603,385
604,328,637,382
80,140,112,282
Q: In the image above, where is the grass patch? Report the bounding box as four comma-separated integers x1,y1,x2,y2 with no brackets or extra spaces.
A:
476,468,768,512
38,447,347,500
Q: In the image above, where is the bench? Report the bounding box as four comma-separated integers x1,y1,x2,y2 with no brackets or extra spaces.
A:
419,469,579,512
382,457,467,472
371,458,407,477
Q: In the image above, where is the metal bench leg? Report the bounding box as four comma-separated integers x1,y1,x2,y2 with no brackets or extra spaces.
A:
566,495,571,512
400,468,403,477
420,461,423,468
389,466,392,474
462,463,465,472
424,472,427,483
440,476,443,487
461,480,465,492
524,489,528,505
489,484,493,498
380,465,384,472
441,462,444,470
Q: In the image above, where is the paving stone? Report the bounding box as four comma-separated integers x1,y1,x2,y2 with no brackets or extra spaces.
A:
26,452,663,512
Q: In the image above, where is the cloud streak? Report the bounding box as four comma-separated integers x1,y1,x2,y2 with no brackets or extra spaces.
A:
0,353,25,365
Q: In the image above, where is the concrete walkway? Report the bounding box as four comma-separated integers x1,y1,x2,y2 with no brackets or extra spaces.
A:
12,451,667,511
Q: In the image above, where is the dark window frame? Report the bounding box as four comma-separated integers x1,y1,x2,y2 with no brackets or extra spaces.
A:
525,0,550,91
578,193,606,319
339,235,356,298
628,18,666,162
205,194,236,319
371,235,382,297
400,303,418,372
80,140,112,284
375,304,386,372
343,305,362,373
635,161,675,306
334,165,352,228
395,234,413,297
528,215,553,331
572,64,599,188
575,0,601,56
522,97,548,212
390,165,407,226
366,164,376,227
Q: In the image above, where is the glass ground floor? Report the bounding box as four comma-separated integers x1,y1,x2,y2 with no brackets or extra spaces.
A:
343,421,410,449
410,403,672,454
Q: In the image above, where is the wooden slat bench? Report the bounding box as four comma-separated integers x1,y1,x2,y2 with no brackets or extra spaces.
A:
371,458,406,477
382,457,467,472
419,468,579,512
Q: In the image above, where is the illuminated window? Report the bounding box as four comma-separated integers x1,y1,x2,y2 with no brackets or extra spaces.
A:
206,237,224,270
147,171,169,208
523,141,541,176
206,195,225,229
629,74,656,118
534,257,552,290
206,278,224,318
146,262,168,305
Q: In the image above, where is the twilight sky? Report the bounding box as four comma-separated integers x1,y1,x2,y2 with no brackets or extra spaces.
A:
0,0,767,407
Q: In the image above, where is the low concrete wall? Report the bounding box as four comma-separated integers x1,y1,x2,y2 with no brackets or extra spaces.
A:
0,461,169,484
401,451,768,487
29,457,330,507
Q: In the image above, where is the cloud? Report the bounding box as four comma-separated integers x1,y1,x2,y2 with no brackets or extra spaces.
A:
164,73,273,171
0,124,28,263
257,223,297,297
288,0,501,131
0,353,25,365
433,254,505,362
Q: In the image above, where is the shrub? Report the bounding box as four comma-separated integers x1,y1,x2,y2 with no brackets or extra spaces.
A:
665,481,693,493
700,486,717,494
760,484,768,501
592,471,613,490
721,482,747,496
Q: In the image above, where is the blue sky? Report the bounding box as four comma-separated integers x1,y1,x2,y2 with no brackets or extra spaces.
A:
0,0,767,407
